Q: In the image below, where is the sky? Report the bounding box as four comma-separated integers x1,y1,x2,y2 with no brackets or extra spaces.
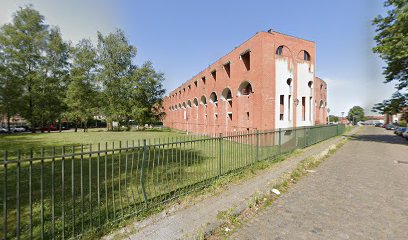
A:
0,0,397,117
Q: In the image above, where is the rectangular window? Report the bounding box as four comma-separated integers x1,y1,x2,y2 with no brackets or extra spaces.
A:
224,61,231,78
288,95,291,121
241,50,250,71
194,80,198,87
280,95,284,121
202,76,206,85
211,70,216,81
302,97,306,121
246,112,250,120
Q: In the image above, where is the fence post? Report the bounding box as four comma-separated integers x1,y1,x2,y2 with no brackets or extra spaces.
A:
294,127,297,148
140,139,148,207
278,128,282,154
305,127,309,147
337,124,339,135
256,130,259,161
3,151,7,240
219,133,222,176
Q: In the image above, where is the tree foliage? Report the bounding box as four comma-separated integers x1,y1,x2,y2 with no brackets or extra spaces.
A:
373,0,408,90
372,0,407,120
0,6,166,131
65,39,99,131
347,106,365,123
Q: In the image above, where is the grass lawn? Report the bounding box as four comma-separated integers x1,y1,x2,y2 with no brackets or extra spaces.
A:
0,128,187,155
1,128,280,239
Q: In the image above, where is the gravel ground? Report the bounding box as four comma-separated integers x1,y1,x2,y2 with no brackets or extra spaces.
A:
231,126,408,240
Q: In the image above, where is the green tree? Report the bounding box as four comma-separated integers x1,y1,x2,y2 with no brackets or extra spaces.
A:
0,6,70,131
373,0,408,90
0,53,23,131
129,61,165,125
39,27,70,132
0,6,49,129
329,115,339,122
372,91,408,121
97,29,136,130
347,106,365,124
65,39,98,132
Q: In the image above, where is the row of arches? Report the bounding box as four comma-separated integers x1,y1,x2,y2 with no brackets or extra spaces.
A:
276,45,311,61
169,81,253,111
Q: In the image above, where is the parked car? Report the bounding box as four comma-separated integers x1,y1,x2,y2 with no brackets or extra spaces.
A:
385,124,397,130
11,126,26,133
394,127,407,136
40,125,58,132
402,129,408,139
375,123,383,127
0,127,8,133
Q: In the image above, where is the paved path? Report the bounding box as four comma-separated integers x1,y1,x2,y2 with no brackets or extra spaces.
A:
231,126,408,240
104,129,357,240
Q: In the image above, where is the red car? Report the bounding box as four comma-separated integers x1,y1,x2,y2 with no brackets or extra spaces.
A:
41,124,58,132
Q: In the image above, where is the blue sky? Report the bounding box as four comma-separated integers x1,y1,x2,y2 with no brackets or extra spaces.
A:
0,0,397,116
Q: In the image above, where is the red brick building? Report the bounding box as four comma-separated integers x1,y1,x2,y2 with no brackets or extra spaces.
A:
163,30,328,135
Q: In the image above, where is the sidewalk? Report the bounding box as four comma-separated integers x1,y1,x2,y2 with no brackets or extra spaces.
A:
231,126,408,239
104,128,357,240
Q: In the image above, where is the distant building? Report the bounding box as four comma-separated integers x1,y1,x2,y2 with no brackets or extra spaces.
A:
163,30,328,135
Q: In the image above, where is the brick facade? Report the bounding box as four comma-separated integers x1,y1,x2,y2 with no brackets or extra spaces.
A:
163,30,328,135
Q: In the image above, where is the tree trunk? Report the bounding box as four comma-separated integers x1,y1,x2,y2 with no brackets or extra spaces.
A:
6,113,11,133
75,120,78,132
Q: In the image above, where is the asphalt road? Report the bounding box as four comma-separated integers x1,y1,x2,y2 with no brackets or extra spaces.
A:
231,126,408,240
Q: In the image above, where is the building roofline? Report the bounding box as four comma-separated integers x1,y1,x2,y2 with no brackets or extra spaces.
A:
168,30,315,96
266,30,315,43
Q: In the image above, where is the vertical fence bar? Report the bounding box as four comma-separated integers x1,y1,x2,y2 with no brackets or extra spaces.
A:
51,147,55,239
125,141,129,210
16,150,20,240
111,142,116,220
88,144,92,229
256,130,259,161
80,145,84,233
118,141,123,219
219,133,222,176
3,151,7,240
278,128,282,154
104,142,108,221
61,146,65,240
40,147,44,240
71,146,75,238
141,139,148,207
97,143,101,227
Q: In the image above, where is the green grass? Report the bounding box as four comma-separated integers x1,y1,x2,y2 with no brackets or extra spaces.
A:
0,126,344,239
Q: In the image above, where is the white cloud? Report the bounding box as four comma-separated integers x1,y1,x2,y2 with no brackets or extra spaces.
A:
0,0,119,44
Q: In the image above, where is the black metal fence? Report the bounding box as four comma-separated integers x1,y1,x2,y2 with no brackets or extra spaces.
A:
1,124,346,239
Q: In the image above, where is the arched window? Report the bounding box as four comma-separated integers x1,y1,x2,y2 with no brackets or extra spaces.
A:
200,95,207,105
304,51,311,61
193,98,198,107
210,92,218,104
308,81,313,88
319,100,324,108
187,100,192,108
178,103,182,109
221,88,232,101
276,46,284,55
237,81,253,96
182,102,186,109
287,78,292,86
